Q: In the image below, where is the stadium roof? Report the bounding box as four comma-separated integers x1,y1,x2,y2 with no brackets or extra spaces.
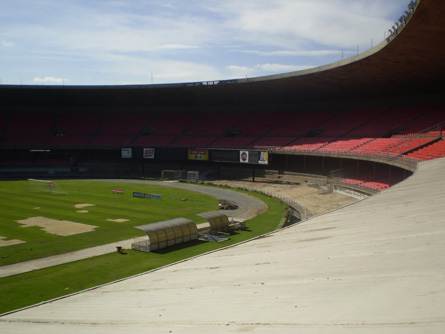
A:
1,0,444,109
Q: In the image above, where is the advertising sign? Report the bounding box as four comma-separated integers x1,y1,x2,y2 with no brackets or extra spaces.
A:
240,151,249,163
133,192,162,200
133,192,148,198
143,148,155,159
121,148,132,159
258,151,269,165
188,149,209,161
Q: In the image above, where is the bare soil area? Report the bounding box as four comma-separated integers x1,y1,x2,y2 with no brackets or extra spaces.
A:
16,216,97,236
74,203,96,209
210,177,359,219
0,236,25,247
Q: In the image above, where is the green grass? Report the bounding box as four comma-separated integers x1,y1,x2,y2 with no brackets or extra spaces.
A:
0,182,286,314
0,180,217,265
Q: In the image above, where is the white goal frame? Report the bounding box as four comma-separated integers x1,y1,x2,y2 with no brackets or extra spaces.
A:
27,179,66,195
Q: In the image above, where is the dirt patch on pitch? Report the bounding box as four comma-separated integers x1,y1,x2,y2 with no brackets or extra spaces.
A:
0,236,25,247
107,219,129,223
16,216,97,236
74,203,96,209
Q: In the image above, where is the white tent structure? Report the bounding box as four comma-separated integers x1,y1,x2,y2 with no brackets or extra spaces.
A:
135,218,198,251
197,211,230,232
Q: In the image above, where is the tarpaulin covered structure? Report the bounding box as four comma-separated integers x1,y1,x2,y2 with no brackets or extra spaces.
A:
135,218,198,251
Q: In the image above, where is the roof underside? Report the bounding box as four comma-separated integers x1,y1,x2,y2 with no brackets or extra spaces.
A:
1,0,444,110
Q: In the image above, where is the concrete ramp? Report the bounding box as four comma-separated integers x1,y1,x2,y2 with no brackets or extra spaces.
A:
1,159,445,333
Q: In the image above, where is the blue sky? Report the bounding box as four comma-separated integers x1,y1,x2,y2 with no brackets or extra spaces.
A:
1,0,411,86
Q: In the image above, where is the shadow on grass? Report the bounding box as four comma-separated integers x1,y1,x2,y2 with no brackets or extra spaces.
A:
152,240,208,254
151,229,252,255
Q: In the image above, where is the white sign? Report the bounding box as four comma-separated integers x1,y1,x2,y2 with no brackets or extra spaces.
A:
143,148,155,159
240,151,249,163
121,148,132,159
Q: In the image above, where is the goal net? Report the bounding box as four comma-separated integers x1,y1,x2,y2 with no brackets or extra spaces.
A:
187,171,199,182
27,179,66,195
161,170,185,180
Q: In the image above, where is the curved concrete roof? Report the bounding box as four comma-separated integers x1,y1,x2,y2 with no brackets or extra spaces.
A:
1,0,444,109
1,159,445,333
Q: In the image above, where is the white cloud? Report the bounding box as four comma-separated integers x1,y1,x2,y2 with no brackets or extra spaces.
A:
226,65,257,78
156,44,199,50
234,49,346,57
33,77,69,84
1,40,15,47
1,0,410,84
255,63,314,72
217,0,398,49
226,63,313,78
95,53,225,84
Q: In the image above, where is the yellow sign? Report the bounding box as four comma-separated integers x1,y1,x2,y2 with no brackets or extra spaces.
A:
188,149,209,161
259,151,269,165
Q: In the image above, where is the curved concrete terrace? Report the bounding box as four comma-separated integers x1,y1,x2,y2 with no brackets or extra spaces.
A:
1,158,444,333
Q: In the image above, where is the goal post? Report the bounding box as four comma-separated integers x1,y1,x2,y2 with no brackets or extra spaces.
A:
161,170,185,180
27,179,66,195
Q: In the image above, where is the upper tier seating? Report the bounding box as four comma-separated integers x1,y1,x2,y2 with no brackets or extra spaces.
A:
408,140,445,160
145,113,199,136
3,113,57,146
398,106,445,134
3,135,48,146
1,105,443,162
0,114,6,132
98,114,153,135
91,135,135,146
6,113,57,135
280,137,331,151
48,135,91,146
350,137,435,155
210,137,257,148
132,136,176,146
55,114,105,135
172,136,218,147
347,106,426,137
185,113,245,136
231,112,290,136
251,137,296,147
92,114,154,146
314,108,386,137
317,138,372,153
0,154,35,167
49,114,105,146
267,109,337,136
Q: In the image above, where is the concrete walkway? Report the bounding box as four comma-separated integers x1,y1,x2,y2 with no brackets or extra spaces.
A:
0,239,134,278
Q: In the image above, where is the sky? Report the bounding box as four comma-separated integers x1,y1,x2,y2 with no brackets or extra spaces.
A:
0,0,411,86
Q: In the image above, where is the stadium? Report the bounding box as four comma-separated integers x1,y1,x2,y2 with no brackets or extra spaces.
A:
0,0,445,332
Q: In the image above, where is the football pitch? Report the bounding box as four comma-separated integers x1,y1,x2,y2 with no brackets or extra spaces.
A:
0,180,285,314
0,180,218,266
